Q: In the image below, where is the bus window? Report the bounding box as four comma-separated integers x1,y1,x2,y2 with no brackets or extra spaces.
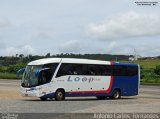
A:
113,65,126,76
104,65,113,76
112,65,138,76
56,63,74,77
72,64,87,75
87,64,101,75
126,66,138,76
41,63,58,83
57,63,88,77
39,70,47,84
56,63,138,77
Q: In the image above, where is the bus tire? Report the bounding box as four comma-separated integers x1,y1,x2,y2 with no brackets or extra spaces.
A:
40,97,47,101
55,89,65,101
96,96,107,100
110,89,121,99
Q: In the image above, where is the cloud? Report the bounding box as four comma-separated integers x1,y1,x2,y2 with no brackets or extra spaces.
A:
0,17,11,27
58,40,104,54
59,40,128,54
85,11,160,40
58,39,160,57
59,40,85,53
135,44,160,57
0,40,6,50
34,27,55,40
5,45,36,56
104,41,160,57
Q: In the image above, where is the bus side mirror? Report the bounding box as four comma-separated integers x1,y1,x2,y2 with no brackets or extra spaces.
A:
17,68,25,77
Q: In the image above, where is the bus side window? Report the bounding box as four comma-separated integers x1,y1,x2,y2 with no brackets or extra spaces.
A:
65,64,74,75
42,63,58,82
87,65,94,75
72,64,87,75
87,64,101,75
126,66,138,76
112,65,138,76
113,65,126,76
72,64,78,75
56,63,74,77
81,64,88,75
104,65,113,76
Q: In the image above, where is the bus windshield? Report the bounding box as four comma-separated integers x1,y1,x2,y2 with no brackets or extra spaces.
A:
21,63,58,87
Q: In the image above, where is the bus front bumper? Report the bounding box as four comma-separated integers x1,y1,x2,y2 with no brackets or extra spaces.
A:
20,87,40,97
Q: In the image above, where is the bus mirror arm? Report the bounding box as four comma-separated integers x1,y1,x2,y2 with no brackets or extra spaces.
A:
17,68,25,77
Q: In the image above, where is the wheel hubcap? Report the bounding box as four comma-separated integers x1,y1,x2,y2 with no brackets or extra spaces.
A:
58,92,63,98
114,92,119,98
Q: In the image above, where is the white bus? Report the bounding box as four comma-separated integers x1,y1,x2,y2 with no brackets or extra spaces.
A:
20,58,140,101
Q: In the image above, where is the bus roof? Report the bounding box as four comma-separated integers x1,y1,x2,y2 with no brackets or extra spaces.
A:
28,58,138,66
61,58,111,65
28,58,61,65
28,58,111,65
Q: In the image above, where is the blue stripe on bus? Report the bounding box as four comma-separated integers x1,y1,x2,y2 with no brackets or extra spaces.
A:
113,62,138,66
40,92,113,99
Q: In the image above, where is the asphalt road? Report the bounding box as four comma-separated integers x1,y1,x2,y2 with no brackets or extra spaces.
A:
0,79,160,113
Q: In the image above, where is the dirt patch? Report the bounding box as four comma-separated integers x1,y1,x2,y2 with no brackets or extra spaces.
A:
0,88,36,100
0,89,22,99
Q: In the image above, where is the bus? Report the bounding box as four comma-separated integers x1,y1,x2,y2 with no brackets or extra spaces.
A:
20,58,140,101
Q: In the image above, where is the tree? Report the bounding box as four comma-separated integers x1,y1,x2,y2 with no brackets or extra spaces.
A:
154,65,160,75
19,54,24,58
45,53,50,57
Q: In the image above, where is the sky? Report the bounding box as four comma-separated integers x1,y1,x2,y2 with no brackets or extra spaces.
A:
0,0,160,57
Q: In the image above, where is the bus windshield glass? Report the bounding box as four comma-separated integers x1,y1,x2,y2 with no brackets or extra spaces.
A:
21,63,58,87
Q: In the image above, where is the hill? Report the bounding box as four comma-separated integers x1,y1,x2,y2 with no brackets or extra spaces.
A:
0,54,160,85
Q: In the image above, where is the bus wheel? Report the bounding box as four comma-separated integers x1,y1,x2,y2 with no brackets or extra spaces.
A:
55,89,65,101
110,89,121,99
96,96,107,100
40,97,47,101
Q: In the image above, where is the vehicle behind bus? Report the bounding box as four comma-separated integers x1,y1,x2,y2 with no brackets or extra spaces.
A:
20,58,140,101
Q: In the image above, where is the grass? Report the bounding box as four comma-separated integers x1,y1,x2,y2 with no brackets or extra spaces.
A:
134,59,160,69
0,72,20,79
136,59,160,85
140,81,160,86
